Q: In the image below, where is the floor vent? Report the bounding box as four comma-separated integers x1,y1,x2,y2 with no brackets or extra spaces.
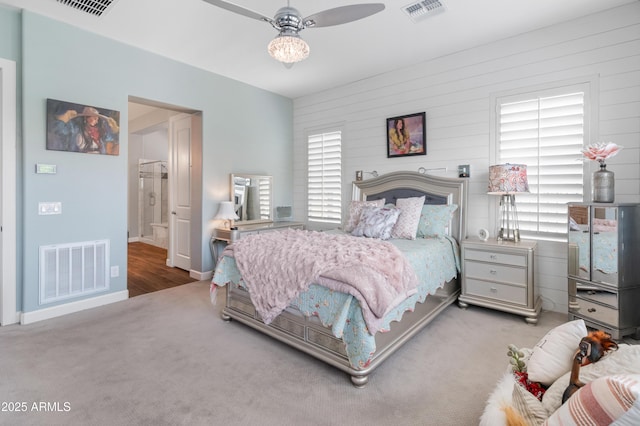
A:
40,240,110,304
56,0,120,17
402,0,446,23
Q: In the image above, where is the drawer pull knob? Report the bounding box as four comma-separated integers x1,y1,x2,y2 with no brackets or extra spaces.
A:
490,255,498,260
588,308,596,313
490,287,497,293
490,270,497,275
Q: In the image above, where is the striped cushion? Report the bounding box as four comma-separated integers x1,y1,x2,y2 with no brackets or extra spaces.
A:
512,383,547,425
543,374,640,425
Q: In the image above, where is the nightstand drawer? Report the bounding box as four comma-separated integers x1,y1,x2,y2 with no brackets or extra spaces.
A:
570,298,619,327
464,248,527,267
465,278,527,305
464,261,526,286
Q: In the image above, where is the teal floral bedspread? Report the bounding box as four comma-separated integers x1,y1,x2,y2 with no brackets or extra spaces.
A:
211,235,460,370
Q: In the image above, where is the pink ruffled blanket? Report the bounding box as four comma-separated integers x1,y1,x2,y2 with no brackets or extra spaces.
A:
221,229,418,334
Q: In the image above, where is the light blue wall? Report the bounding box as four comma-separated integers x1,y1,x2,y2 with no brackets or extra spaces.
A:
0,6,19,61
13,9,292,313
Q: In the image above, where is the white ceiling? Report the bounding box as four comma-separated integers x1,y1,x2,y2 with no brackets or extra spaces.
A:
1,0,636,99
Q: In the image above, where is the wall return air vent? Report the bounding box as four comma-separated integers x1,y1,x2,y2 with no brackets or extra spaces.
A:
403,0,446,23
56,0,119,17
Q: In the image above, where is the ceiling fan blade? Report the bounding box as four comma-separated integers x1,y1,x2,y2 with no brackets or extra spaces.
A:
303,3,385,28
202,0,272,23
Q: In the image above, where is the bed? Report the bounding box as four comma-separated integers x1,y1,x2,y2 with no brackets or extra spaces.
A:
211,171,468,387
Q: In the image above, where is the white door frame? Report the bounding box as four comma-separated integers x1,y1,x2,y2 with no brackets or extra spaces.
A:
1,58,18,325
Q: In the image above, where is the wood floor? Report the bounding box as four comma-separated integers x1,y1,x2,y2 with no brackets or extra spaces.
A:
127,242,195,297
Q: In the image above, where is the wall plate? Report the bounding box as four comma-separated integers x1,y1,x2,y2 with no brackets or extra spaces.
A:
36,163,57,174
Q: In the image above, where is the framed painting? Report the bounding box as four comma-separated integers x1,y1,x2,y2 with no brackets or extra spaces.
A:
386,112,426,158
46,98,120,155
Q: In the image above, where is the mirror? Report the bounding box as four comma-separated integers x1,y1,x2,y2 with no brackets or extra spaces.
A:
230,174,273,225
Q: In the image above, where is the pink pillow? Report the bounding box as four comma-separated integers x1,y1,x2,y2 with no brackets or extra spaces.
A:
391,196,425,239
344,199,385,232
543,375,640,425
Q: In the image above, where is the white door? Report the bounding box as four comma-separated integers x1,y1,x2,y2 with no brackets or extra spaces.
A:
168,114,192,271
1,58,18,325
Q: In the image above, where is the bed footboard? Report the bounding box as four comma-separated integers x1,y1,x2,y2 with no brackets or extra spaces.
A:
222,279,460,387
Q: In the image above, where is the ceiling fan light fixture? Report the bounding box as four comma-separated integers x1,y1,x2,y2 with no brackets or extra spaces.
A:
267,33,310,65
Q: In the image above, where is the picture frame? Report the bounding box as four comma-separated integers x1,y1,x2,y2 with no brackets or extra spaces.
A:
386,112,426,158
46,98,120,156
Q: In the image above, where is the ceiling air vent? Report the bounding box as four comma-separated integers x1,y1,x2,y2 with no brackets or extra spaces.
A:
403,0,446,23
56,0,120,17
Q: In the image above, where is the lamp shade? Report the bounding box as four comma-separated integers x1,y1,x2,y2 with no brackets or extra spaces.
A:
213,201,239,221
488,164,530,194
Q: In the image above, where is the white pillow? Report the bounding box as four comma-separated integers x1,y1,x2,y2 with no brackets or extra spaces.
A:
391,196,425,240
344,199,385,233
527,319,588,386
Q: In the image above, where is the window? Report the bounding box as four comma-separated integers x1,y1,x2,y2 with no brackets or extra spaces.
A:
496,85,590,241
307,130,342,224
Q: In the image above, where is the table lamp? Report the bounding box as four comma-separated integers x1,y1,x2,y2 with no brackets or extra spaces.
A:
213,201,239,229
488,164,529,242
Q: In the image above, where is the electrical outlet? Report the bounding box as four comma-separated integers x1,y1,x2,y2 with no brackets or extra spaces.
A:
110,266,119,277
38,202,62,215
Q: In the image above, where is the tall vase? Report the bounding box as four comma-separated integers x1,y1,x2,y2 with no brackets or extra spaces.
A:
592,163,614,203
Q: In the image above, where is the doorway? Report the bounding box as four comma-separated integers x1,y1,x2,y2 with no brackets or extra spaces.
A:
127,99,201,296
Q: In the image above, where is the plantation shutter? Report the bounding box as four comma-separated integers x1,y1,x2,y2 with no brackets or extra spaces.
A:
498,91,585,241
257,176,271,220
308,131,342,223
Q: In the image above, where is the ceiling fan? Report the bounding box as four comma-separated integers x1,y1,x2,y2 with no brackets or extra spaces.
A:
202,1,385,67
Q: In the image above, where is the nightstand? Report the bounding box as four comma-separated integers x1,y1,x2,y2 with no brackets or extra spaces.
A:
458,239,541,324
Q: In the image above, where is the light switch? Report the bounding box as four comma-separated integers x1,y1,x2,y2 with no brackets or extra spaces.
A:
39,202,62,215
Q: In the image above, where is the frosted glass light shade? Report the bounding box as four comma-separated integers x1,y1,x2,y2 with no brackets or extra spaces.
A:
268,34,310,64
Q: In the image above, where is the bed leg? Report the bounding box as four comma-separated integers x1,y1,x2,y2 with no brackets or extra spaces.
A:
351,375,368,388
221,312,232,322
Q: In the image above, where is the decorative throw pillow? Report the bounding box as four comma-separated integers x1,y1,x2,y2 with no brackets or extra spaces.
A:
344,199,385,233
351,206,400,240
542,375,640,426
512,383,548,425
541,344,640,415
391,196,425,239
416,204,458,238
527,319,588,386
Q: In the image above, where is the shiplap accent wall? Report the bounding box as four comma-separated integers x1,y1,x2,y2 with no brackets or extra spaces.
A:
292,3,640,314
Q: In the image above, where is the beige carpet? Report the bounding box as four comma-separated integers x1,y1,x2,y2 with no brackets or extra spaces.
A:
0,281,566,425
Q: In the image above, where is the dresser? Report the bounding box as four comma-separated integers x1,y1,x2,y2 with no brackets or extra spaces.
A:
210,221,305,265
458,239,540,324
567,203,640,339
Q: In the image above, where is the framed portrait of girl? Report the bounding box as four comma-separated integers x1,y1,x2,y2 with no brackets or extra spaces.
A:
386,112,426,158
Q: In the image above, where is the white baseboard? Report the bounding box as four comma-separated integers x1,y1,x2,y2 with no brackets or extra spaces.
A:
190,269,213,281
128,236,140,243
20,290,129,325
